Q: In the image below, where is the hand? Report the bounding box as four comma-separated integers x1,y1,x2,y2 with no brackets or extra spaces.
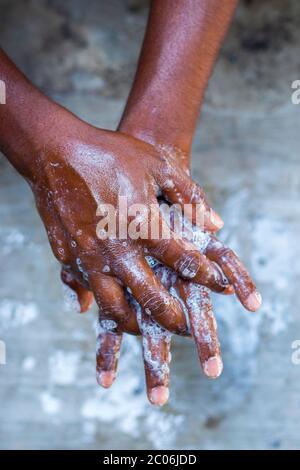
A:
37,113,234,310
32,110,243,405
50,110,260,404
88,203,261,405
0,50,238,406
62,0,255,405
0,49,260,406
102,0,256,404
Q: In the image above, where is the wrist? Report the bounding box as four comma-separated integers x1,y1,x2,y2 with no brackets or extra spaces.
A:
0,87,65,180
119,116,191,170
118,89,200,163
0,50,62,179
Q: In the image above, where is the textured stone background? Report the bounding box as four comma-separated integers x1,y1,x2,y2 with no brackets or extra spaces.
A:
0,0,300,450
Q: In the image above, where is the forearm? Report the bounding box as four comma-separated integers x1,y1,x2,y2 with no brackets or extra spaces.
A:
119,0,238,157
0,49,61,178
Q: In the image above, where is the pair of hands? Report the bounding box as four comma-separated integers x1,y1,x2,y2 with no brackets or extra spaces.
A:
28,105,260,406
0,0,258,406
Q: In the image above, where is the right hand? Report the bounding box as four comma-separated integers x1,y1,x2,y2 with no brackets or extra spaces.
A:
30,106,234,334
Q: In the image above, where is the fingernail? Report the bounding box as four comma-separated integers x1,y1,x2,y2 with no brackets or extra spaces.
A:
212,262,230,289
180,257,199,279
97,370,115,388
203,356,223,379
210,210,224,230
149,386,169,406
245,291,262,312
223,285,234,295
80,292,94,313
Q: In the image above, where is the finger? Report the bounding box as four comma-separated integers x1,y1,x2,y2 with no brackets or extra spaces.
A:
96,316,122,388
157,204,234,295
144,211,230,293
138,261,190,338
61,267,94,313
176,280,223,379
155,164,223,232
35,193,73,265
113,251,188,334
36,194,95,310
138,309,171,406
137,259,173,404
89,272,139,334
205,237,262,312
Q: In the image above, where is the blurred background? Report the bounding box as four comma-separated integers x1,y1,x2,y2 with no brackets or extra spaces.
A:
0,0,300,450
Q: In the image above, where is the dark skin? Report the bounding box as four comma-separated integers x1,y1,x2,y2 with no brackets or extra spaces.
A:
94,0,261,405
0,0,261,406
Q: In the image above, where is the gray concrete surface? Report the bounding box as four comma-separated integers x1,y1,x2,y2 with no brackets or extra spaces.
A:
0,0,300,450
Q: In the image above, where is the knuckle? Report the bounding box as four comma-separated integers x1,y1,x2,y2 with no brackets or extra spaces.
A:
217,245,234,260
138,288,171,317
175,251,200,279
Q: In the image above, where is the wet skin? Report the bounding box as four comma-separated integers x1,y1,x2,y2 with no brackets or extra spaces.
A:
91,0,261,405
0,0,261,406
